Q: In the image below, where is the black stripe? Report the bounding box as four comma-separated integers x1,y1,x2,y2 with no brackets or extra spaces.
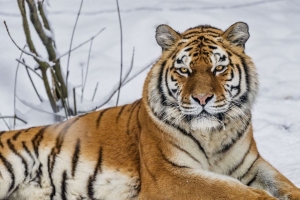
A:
158,61,167,106
126,101,141,135
22,141,34,160
208,45,217,50
7,139,28,178
184,31,202,37
155,109,208,159
49,118,80,173
71,139,81,177
48,154,56,200
159,147,189,169
32,126,49,158
165,68,176,100
227,51,233,57
12,131,22,141
36,164,42,186
225,67,235,82
0,153,15,193
49,117,80,199
61,170,67,200
246,172,257,186
228,140,252,175
231,64,242,98
136,103,142,131
94,147,103,174
238,154,259,181
0,131,5,147
184,47,193,51
87,147,103,199
184,39,198,48
25,127,35,132
87,176,95,200
169,141,202,166
216,119,250,154
96,108,109,128
116,105,127,122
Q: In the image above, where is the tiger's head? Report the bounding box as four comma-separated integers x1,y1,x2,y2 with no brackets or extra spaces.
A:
145,22,258,132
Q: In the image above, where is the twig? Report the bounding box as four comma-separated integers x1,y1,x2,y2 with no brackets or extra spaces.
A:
4,21,44,62
16,95,65,117
73,88,77,115
92,82,99,101
81,39,93,102
5,20,58,112
0,116,27,124
122,59,156,86
14,45,26,129
115,0,123,106
0,112,11,130
123,47,135,83
23,59,43,102
93,58,155,111
53,28,105,62
16,59,43,79
66,0,84,104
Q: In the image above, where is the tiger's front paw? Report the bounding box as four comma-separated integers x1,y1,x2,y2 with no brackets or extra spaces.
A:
251,188,277,200
281,188,300,200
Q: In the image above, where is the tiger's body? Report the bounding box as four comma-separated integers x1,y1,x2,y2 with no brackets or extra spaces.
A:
1,22,300,200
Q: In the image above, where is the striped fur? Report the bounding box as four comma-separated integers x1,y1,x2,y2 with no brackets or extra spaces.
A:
0,22,300,200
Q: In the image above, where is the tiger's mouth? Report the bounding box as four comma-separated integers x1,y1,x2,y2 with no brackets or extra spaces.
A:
183,110,224,122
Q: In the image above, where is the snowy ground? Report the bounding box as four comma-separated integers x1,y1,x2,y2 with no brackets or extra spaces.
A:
0,0,299,186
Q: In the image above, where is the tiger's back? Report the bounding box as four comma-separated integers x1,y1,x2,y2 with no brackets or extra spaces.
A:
0,100,142,200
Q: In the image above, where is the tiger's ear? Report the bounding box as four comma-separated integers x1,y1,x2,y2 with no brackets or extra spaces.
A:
156,24,181,50
223,22,249,49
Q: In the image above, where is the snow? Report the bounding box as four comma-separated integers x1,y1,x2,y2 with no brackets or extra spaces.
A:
0,0,299,186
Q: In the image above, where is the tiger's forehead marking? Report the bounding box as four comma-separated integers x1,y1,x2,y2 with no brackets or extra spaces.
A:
175,37,229,72
175,47,193,72
210,48,229,72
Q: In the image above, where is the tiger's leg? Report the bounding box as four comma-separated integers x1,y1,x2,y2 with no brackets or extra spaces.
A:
240,157,300,200
139,164,276,200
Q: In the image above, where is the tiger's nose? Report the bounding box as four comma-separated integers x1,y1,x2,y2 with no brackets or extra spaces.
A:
192,94,214,106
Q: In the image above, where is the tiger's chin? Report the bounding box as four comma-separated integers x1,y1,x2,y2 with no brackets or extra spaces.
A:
185,111,225,131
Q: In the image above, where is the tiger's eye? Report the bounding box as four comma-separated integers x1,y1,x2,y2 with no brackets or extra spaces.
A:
215,65,225,71
179,67,188,73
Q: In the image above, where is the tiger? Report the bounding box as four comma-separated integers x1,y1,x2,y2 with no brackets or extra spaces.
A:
0,21,299,200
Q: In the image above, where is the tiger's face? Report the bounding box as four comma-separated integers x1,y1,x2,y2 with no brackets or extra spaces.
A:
147,22,258,131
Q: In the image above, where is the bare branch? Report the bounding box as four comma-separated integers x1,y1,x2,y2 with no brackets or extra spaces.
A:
14,45,27,129
73,88,77,115
115,0,123,106
23,59,43,102
53,28,105,62
4,21,44,62
122,59,157,86
123,47,135,83
92,82,99,102
5,20,58,112
66,0,84,101
93,58,155,111
0,112,11,130
16,59,43,79
0,115,27,125
81,39,93,102
16,95,65,117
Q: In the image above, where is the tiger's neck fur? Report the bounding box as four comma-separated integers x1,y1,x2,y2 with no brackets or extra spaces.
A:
141,59,256,178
